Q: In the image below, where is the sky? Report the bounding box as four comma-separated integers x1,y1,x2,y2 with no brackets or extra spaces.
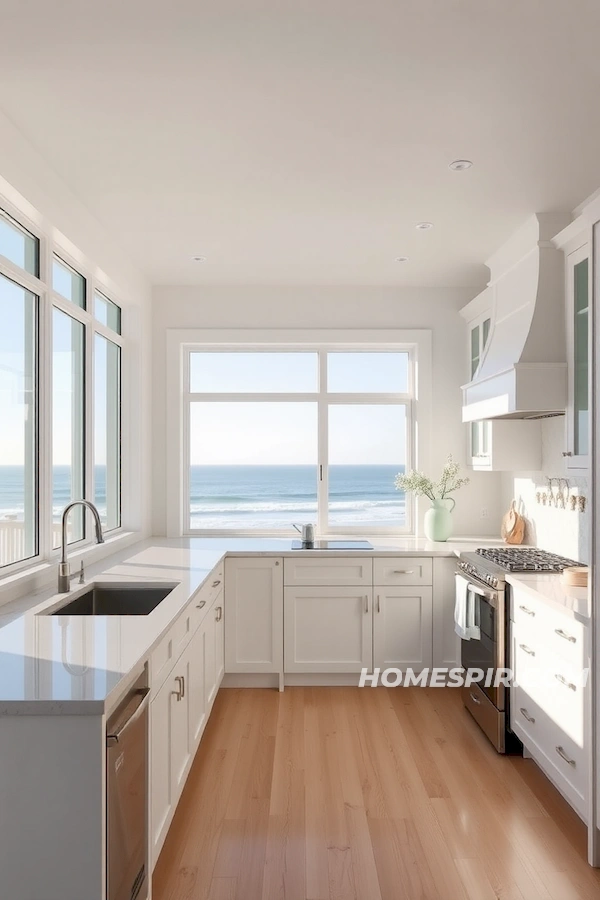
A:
0,221,118,470
189,352,409,465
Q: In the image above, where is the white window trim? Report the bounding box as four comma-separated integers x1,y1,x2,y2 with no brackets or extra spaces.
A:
165,328,432,538
0,192,130,584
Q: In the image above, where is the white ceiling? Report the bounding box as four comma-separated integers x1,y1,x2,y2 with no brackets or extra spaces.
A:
1,0,600,287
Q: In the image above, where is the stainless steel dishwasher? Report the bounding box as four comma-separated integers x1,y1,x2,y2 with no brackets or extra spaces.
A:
106,674,150,900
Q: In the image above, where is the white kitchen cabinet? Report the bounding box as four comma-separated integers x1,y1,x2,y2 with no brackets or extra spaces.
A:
187,625,207,747
373,587,432,672
564,242,590,470
284,557,372,587
215,595,225,686
225,558,283,673
510,585,589,820
150,651,192,862
284,586,373,673
151,588,224,867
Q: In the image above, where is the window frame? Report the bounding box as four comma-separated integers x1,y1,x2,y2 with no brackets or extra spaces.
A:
169,331,432,538
0,195,125,576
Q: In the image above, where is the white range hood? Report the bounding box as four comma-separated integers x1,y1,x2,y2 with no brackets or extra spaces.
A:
461,213,571,422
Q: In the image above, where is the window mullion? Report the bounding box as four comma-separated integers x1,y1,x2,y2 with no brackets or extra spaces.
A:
38,232,54,560
85,312,95,536
317,351,328,535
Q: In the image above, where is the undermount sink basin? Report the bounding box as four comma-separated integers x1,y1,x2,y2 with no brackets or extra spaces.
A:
45,582,179,616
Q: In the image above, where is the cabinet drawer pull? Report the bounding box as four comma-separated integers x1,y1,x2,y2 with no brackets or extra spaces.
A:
519,605,535,617
377,594,381,613
519,643,536,656
562,451,573,457
555,673,577,691
393,569,415,575
555,745,576,767
196,600,207,609
469,692,481,705
173,676,184,701
216,605,223,622
365,595,369,613
212,580,222,588
520,707,535,724
555,628,576,644
181,675,185,698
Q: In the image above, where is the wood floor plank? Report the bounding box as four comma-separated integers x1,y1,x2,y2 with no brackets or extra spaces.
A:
153,686,598,900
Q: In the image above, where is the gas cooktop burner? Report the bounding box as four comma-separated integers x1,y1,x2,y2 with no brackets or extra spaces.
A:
475,547,580,573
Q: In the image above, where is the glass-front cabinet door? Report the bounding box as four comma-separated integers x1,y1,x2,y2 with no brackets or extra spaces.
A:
565,243,590,469
468,313,492,466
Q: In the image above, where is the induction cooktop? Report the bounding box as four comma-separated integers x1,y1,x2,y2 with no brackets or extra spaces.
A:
291,540,374,550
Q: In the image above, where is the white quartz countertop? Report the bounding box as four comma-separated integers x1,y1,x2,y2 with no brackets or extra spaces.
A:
0,534,503,715
506,573,591,623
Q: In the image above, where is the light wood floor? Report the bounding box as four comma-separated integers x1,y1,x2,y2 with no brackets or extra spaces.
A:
152,687,600,900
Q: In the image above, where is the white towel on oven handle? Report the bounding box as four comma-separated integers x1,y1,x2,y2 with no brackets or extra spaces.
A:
454,574,481,640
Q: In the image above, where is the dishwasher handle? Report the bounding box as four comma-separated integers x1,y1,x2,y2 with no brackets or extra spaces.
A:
106,687,150,747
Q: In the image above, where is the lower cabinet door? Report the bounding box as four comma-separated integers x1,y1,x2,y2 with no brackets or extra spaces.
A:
187,626,207,748
215,593,225,687
204,603,218,709
170,658,192,800
150,663,191,866
284,586,373,673
373,587,433,672
150,677,174,863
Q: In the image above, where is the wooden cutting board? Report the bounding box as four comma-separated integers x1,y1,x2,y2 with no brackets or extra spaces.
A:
501,500,525,545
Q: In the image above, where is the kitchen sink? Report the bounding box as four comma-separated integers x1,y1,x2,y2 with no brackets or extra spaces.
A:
45,582,179,616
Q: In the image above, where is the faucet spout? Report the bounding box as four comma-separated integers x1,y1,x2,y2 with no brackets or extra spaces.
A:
58,500,105,592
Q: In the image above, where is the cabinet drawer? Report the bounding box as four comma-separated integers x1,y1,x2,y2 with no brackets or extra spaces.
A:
513,600,586,671
512,683,587,811
373,558,432,586
512,590,545,628
190,568,224,631
151,609,192,690
284,557,372,586
544,608,586,670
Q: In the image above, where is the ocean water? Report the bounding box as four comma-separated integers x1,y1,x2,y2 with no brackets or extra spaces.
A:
189,465,406,529
0,466,108,522
0,464,406,530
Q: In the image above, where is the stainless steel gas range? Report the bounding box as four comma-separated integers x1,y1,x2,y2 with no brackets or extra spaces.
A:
456,547,580,753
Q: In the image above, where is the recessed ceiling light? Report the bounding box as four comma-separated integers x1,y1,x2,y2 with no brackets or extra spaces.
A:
449,159,473,171
415,222,434,230
395,256,409,263
191,255,206,262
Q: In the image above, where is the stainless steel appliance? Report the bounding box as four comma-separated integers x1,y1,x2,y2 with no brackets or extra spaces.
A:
106,675,150,900
456,548,580,752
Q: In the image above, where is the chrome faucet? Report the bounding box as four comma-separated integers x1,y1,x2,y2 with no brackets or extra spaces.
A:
58,500,105,593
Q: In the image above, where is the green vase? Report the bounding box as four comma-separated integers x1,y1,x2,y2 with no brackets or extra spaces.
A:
424,498,455,542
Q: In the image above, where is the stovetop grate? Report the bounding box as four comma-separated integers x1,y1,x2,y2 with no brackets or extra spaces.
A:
475,547,581,573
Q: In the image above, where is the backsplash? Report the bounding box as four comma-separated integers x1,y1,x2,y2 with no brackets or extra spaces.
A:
501,417,589,563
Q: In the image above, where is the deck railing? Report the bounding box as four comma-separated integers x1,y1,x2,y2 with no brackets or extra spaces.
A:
0,520,64,567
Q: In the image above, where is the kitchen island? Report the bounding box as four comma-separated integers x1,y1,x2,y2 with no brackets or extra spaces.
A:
0,535,500,900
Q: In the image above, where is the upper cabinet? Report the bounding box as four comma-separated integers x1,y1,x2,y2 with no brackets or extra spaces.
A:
469,313,492,380
565,243,590,469
553,206,595,472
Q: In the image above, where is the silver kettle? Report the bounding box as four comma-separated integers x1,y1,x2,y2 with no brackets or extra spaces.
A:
293,523,315,544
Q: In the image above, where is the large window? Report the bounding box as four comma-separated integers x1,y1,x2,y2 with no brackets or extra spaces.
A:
0,201,124,570
185,348,415,534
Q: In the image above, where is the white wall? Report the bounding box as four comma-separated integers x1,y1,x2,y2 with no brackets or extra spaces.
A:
151,285,503,537
0,110,153,535
501,416,589,562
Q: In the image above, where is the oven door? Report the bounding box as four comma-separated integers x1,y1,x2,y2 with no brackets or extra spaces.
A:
456,575,505,711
